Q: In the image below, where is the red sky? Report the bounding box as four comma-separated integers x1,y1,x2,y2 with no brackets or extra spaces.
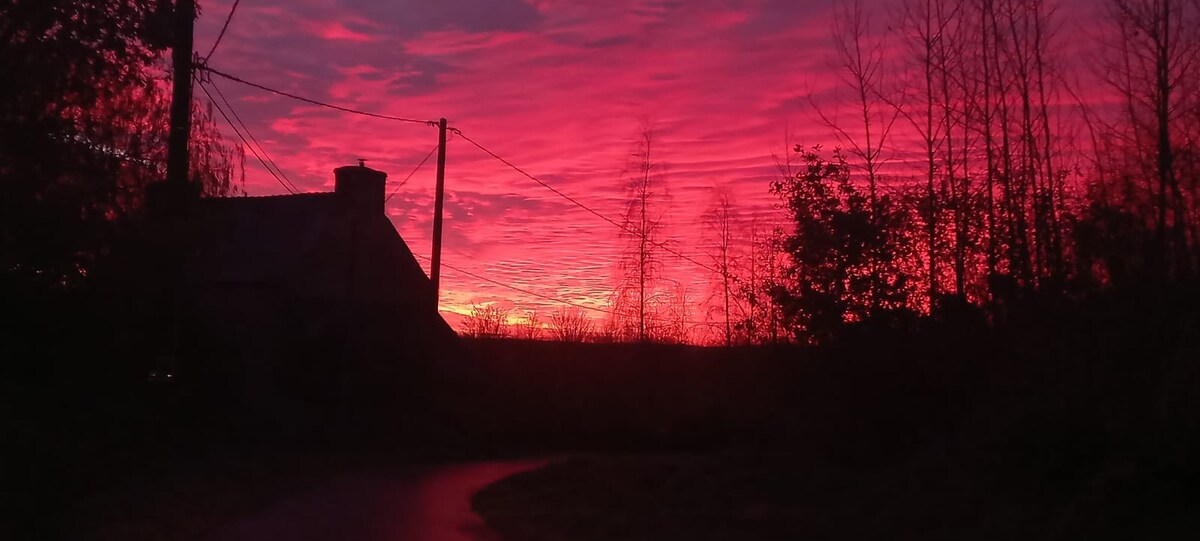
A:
192,0,1102,334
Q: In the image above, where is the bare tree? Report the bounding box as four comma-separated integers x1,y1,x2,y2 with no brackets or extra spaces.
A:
898,0,950,307
462,304,510,339
817,0,902,309
740,217,787,344
1099,0,1200,278
932,0,970,297
595,317,622,343
702,187,742,347
988,0,1029,287
614,123,670,341
549,307,594,342
1032,0,1066,280
978,0,1001,282
513,310,543,340
656,281,694,344
823,0,900,208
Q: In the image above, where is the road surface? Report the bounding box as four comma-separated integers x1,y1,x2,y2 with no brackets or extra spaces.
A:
206,459,547,541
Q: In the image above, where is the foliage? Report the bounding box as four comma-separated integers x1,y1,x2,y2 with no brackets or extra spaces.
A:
771,146,911,343
762,0,1200,342
733,222,787,345
0,0,241,288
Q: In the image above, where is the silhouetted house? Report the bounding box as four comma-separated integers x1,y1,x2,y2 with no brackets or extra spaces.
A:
109,164,458,433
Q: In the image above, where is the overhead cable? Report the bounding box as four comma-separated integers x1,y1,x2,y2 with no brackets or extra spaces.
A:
198,80,298,194
204,0,242,62
196,64,438,127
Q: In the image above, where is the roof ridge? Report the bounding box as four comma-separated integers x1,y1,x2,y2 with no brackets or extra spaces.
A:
208,191,335,200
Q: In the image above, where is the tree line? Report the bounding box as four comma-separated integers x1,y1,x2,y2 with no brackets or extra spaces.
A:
763,0,1200,343
465,0,1200,345
7,1,1195,347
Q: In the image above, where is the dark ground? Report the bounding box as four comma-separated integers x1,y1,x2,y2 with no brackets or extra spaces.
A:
7,285,1200,540
474,444,1200,540
469,290,1200,540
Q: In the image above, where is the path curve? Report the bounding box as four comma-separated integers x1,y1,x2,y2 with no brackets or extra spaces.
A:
206,459,547,541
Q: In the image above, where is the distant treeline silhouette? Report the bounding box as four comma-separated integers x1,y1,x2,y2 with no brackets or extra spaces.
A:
639,0,1200,345
469,0,1200,345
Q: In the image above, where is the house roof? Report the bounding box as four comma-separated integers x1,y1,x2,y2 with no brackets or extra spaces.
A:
184,183,435,315
188,193,342,287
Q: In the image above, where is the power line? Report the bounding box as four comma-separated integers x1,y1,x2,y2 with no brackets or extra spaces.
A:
451,128,626,230
183,33,736,336
193,66,731,281
205,78,301,193
385,144,440,203
196,65,439,127
413,253,615,316
201,81,295,194
203,78,300,193
451,128,732,280
204,0,241,62
198,80,297,194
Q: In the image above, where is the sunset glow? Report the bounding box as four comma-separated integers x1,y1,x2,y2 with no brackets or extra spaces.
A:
192,0,1104,333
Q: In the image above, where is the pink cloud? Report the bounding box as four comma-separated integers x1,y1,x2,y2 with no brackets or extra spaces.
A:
306,20,380,42
193,0,1105,337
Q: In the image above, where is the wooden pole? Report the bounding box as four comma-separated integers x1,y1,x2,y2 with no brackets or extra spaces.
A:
152,0,195,375
166,0,195,187
430,118,448,312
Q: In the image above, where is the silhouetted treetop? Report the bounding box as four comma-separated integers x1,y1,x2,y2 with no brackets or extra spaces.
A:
1,0,239,286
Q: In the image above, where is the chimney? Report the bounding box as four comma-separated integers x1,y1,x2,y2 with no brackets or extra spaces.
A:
334,163,387,216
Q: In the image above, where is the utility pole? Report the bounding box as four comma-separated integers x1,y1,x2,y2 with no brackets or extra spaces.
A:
166,0,195,187
149,0,195,379
430,117,448,313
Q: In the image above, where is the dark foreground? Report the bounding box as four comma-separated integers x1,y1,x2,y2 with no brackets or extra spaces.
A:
53,452,544,541
206,459,545,541
467,291,1200,540
476,451,1200,541
10,287,1200,540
